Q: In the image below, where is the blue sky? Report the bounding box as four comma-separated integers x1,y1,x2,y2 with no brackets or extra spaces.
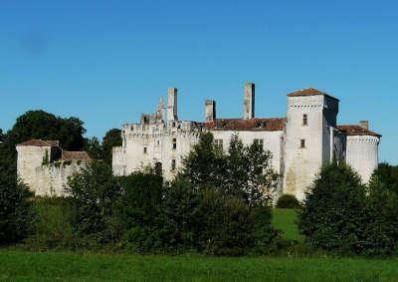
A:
1,0,397,164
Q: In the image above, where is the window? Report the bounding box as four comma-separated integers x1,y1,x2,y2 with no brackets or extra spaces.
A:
254,139,264,148
172,138,177,150
143,147,148,154
171,159,176,171
214,139,223,150
303,114,308,126
300,139,306,149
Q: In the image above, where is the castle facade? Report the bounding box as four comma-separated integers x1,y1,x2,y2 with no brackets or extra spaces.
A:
113,83,381,200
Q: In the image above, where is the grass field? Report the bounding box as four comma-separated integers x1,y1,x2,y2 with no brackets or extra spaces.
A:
1,249,398,281
2,208,397,281
272,208,304,242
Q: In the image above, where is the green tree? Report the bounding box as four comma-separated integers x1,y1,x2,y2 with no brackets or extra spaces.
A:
68,161,123,244
372,163,398,195
84,137,103,160
299,163,368,254
102,129,122,165
160,177,200,252
363,176,398,256
118,172,163,252
8,110,86,150
0,167,35,245
181,133,226,190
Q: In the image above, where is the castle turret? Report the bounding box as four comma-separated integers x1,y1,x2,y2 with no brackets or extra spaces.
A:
244,82,255,120
167,87,178,122
338,122,381,183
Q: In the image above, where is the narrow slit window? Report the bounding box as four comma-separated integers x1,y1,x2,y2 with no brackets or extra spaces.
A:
172,138,177,150
171,159,176,171
300,139,306,149
143,147,148,154
303,114,308,126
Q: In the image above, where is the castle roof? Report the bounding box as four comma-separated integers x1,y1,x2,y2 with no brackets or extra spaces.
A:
337,125,382,138
18,139,60,147
204,118,286,131
61,151,91,162
288,88,339,101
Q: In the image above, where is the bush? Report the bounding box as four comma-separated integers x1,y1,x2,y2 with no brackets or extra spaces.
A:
24,197,75,250
197,188,253,256
276,194,301,209
68,161,123,245
118,172,164,252
0,164,35,245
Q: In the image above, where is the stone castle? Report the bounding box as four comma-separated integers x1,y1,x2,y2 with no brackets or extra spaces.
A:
112,83,381,201
17,140,91,197
17,83,381,200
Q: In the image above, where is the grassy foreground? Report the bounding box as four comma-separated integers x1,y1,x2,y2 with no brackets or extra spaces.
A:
1,249,397,281
2,208,396,281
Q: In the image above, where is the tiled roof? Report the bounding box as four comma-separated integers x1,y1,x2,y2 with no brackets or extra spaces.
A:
337,125,381,138
204,118,286,131
18,139,60,147
288,88,339,101
61,151,91,161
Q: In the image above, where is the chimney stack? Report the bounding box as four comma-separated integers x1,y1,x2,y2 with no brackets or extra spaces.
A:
244,82,255,120
360,120,369,130
205,100,216,122
167,87,178,121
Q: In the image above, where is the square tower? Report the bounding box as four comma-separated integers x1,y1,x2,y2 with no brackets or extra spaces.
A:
282,88,339,201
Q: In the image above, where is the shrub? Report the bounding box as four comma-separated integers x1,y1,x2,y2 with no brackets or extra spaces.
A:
24,197,75,250
118,172,164,252
197,188,253,256
0,168,35,245
276,194,301,209
68,161,123,244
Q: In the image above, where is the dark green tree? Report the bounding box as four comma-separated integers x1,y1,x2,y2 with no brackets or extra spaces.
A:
181,133,226,190
160,177,200,252
299,163,368,254
362,176,398,256
372,163,398,195
118,172,163,252
68,161,123,244
0,166,35,245
102,129,122,165
84,137,103,160
8,110,86,150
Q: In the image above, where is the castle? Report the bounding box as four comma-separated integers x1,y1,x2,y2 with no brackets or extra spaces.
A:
113,83,381,201
16,83,381,200
16,140,91,197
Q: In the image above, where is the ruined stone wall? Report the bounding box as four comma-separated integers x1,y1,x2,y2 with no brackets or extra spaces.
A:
34,161,86,197
17,145,88,197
